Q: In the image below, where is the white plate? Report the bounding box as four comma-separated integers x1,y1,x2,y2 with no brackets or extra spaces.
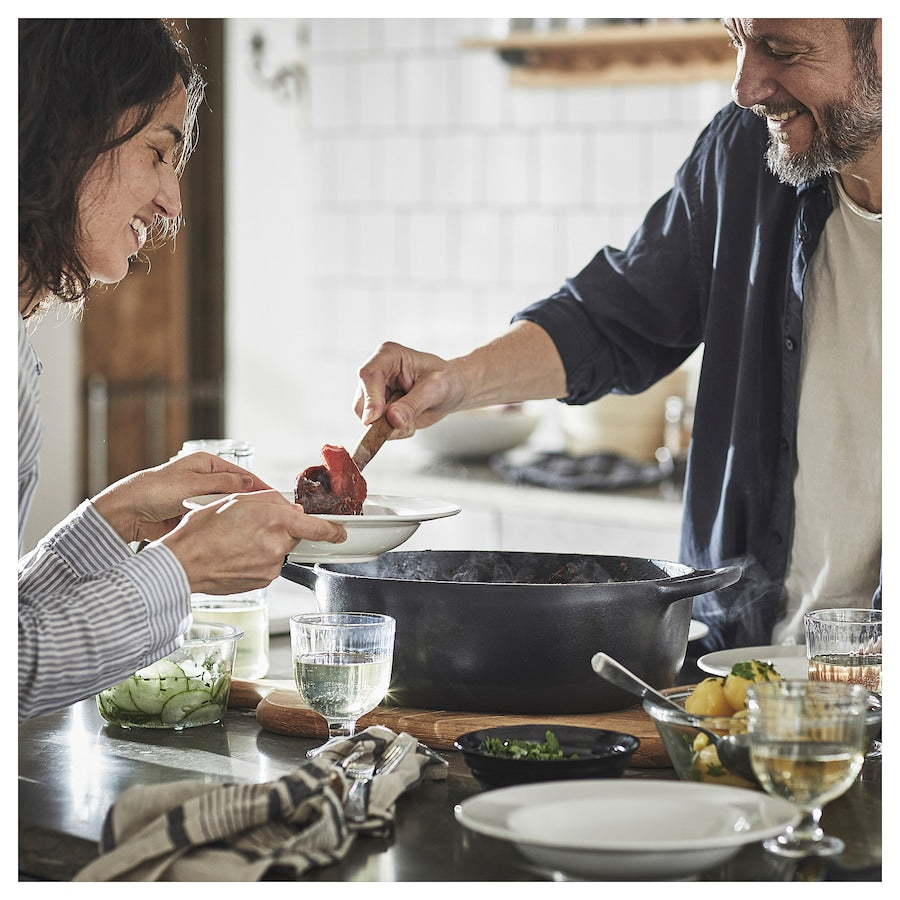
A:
697,644,808,680
688,619,709,642
184,492,460,563
454,780,799,880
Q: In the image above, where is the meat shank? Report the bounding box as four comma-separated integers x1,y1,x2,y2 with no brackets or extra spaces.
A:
294,444,367,515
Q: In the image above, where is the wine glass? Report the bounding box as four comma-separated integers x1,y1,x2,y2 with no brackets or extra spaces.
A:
290,612,395,755
745,680,869,858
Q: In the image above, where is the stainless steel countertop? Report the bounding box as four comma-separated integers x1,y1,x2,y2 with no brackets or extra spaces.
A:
19,636,882,882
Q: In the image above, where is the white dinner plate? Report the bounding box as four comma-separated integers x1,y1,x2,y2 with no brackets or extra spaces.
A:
688,619,709,642
184,492,460,563
697,644,808,680
454,779,799,880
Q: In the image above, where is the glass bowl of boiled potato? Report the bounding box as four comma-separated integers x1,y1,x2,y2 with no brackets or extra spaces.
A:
644,660,781,789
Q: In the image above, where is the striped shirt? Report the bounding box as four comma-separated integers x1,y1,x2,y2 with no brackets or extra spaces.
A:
18,312,192,722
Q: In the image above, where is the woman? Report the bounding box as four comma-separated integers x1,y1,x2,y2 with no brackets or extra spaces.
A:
18,20,346,722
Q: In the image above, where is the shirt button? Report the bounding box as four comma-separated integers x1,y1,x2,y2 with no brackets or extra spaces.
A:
785,337,796,351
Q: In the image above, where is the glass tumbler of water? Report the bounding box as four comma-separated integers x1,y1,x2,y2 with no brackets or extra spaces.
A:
290,612,395,754
746,680,869,858
804,608,882,693
191,589,270,680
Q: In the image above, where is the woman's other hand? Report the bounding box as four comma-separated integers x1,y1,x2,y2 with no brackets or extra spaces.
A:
159,489,347,594
91,452,348,593
91,451,273,543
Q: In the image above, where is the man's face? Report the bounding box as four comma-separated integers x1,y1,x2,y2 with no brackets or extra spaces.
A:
724,19,881,185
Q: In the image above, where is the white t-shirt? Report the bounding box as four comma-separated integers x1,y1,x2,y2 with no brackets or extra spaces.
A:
774,175,882,644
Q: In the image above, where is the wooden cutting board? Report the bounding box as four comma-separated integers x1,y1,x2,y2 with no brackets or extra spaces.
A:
229,679,671,768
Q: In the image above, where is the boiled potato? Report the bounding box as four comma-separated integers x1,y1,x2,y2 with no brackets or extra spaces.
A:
680,661,782,787
722,659,782,712
689,734,750,787
683,676,733,716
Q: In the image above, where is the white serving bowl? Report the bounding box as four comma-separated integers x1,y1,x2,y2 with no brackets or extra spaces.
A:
415,403,541,460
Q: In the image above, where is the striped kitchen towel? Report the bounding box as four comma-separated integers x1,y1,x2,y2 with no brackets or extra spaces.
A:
73,727,447,882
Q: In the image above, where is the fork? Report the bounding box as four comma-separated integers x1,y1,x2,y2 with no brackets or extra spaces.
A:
374,739,411,777
342,741,411,823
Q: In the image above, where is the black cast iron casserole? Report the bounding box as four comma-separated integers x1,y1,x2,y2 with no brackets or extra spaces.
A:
281,550,741,714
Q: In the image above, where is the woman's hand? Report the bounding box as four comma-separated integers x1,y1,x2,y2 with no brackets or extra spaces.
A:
159,489,347,595
91,451,273,544
91,452,347,593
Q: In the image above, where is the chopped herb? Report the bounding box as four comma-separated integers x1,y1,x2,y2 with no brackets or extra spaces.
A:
481,729,577,760
730,659,780,682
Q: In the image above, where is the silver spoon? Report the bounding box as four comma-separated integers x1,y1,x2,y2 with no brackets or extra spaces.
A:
590,652,758,785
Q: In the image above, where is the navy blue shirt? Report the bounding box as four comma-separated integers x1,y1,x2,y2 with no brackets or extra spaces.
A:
514,102,880,651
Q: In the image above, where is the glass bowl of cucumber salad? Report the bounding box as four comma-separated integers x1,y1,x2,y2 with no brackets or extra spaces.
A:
96,622,243,729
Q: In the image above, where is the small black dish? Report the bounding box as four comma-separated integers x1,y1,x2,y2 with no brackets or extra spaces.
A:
454,724,640,789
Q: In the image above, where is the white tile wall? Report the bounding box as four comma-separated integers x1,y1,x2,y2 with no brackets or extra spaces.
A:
224,19,733,484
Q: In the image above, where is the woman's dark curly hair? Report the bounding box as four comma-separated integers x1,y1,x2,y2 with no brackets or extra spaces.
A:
18,19,206,312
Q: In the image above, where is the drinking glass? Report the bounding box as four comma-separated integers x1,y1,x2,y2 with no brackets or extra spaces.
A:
804,608,882,693
290,612,395,754
191,589,270,680
746,680,868,858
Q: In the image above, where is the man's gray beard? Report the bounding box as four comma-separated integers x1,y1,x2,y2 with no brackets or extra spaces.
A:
765,74,881,186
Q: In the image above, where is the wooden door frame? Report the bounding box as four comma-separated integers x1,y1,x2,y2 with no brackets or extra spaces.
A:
80,19,225,494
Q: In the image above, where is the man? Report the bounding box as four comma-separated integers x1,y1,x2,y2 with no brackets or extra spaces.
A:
352,20,882,651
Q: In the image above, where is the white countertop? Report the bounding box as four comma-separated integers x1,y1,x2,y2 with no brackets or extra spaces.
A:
364,452,684,529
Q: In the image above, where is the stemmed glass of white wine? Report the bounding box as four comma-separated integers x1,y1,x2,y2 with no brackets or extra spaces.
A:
290,612,395,756
745,680,869,858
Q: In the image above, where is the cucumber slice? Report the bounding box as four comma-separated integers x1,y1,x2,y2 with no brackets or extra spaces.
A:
128,683,167,715
138,658,189,691
160,689,213,724
105,678,141,712
177,658,208,680
179,704,224,727
130,659,190,713
96,691,113,720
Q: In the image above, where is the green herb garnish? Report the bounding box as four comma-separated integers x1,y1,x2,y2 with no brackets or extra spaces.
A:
481,729,576,760
730,659,780,681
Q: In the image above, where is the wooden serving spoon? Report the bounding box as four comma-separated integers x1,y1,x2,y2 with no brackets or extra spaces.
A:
351,390,403,472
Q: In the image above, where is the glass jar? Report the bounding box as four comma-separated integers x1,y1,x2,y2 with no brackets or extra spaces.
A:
179,438,254,468
190,589,270,680
180,440,267,680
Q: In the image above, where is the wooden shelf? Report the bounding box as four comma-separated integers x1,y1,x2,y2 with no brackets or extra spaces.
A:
462,20,735,87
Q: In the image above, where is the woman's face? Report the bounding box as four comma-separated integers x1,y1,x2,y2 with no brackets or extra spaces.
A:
77,81,188,285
